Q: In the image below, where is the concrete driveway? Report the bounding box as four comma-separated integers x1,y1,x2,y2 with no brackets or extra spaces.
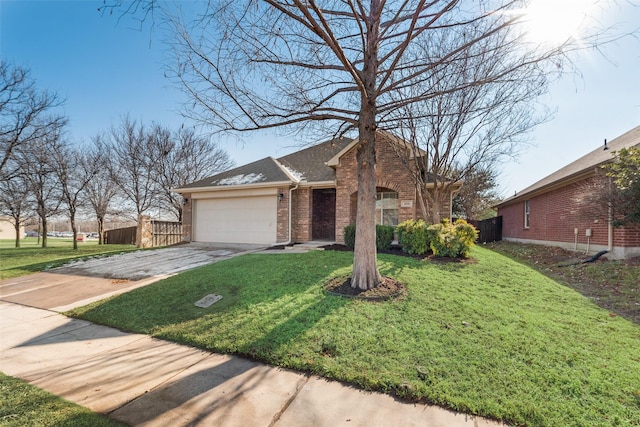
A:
0,243,265,312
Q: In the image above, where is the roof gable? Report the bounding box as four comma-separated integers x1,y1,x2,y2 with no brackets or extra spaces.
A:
497,124,640,206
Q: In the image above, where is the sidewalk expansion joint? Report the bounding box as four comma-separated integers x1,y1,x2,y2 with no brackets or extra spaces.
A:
268,373,310,427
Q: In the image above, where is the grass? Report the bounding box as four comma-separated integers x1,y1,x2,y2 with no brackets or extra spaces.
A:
0,239,136,280
68,247,640,427
0,372,125,427
486,241,640,324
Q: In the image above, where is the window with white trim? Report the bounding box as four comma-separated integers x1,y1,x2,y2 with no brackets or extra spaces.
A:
376,191,399,226
524,200,530,228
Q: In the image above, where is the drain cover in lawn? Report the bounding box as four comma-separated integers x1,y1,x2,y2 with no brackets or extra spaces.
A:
195,294,223,308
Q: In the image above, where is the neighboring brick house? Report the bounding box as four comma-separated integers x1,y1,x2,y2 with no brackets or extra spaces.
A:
174,131,461,245
496,125,640,259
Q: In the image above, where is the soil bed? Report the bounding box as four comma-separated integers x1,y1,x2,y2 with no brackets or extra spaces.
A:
324,275,406,300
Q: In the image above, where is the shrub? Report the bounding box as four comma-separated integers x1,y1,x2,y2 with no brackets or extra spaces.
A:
376,224,395,251
344,224,356,249
343,224,396,252
396,219,429,254
428,218,478,258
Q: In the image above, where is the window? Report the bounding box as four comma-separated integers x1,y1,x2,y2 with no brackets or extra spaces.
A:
524,200,530,228
376,191,398,226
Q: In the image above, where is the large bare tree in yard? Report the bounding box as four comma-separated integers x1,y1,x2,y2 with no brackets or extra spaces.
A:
112,0,620,289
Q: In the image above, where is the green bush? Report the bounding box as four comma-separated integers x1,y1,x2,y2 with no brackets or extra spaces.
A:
376,224,395,251
344,224,356,249
343,224,396,252
396,219,429,254
428,218,478,258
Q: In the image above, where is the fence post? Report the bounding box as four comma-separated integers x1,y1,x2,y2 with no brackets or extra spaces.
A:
136,215,153,248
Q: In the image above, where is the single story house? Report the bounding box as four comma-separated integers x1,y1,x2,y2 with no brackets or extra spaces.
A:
174,131,462,245
495,124,640,259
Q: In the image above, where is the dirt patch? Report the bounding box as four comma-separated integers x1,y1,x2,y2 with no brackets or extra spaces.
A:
325,276,406,301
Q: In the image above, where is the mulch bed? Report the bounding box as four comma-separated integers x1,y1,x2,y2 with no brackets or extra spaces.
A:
324,275,406,300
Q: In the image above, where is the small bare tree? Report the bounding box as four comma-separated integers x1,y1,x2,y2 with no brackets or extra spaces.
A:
0,169,34,247
50,141,98,250
84,134,120,244
149,124,234,221
106,116,159,220
13,127,63,248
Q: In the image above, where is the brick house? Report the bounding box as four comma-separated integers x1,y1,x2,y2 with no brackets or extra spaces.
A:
495,125,640,259
174,131,461,245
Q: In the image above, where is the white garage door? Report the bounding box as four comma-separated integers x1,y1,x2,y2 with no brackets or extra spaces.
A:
193,196,277,244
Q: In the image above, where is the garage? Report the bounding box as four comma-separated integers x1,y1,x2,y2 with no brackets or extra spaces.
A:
192,194,277,244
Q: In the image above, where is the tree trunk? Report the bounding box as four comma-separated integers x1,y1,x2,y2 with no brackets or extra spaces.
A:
352,124,383,290
351,3,383,291
97,216,105,245
71,216,78,250
41,217,48,248
14,222,20,248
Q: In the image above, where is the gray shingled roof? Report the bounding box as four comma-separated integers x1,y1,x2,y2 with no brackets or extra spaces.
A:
178,157,290,189
277,137,352,182
178,137,354,190
497,124,640,207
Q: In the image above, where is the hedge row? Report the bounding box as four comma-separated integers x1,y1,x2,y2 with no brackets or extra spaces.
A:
344,219,478,258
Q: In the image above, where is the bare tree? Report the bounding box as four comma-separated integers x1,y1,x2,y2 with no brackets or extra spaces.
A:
110,0,622,289
0,169,34,247
84,134,120,244
389,26,548,223
106,116,159,220
0,60,67,175
13,129,63,248
49,140,98,250
150,124,234,221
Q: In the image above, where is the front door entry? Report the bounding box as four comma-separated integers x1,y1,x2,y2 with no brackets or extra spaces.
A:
312,189,336,240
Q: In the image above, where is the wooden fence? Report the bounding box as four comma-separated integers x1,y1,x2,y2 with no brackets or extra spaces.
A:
105,221,183,247
151,220,183,247
470,216,502,243
104,226,137,245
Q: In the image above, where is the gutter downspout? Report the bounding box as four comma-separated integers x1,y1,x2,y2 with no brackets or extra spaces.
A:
608,204,613,252
285,183,300,245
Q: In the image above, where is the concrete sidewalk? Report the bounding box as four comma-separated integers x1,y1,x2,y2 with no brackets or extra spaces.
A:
0,301,504,426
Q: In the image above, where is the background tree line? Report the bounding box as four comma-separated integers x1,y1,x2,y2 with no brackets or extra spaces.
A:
0,60,233,248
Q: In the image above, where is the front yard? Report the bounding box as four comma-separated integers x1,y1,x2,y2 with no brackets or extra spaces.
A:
68,247,640,427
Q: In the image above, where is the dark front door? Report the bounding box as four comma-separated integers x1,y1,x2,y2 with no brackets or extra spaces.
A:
312,189,336,240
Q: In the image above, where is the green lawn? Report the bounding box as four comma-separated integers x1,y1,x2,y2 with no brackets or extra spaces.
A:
68,248,640,427
0,372,125,427
0,239,136,279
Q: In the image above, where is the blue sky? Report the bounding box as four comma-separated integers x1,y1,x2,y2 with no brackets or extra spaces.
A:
1,0,639,197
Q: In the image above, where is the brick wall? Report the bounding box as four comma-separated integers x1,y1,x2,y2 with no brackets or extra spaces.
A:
181,193,192,242
292,187,312,242
334,134,422,243
276,186,289,242
498,176,640,253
